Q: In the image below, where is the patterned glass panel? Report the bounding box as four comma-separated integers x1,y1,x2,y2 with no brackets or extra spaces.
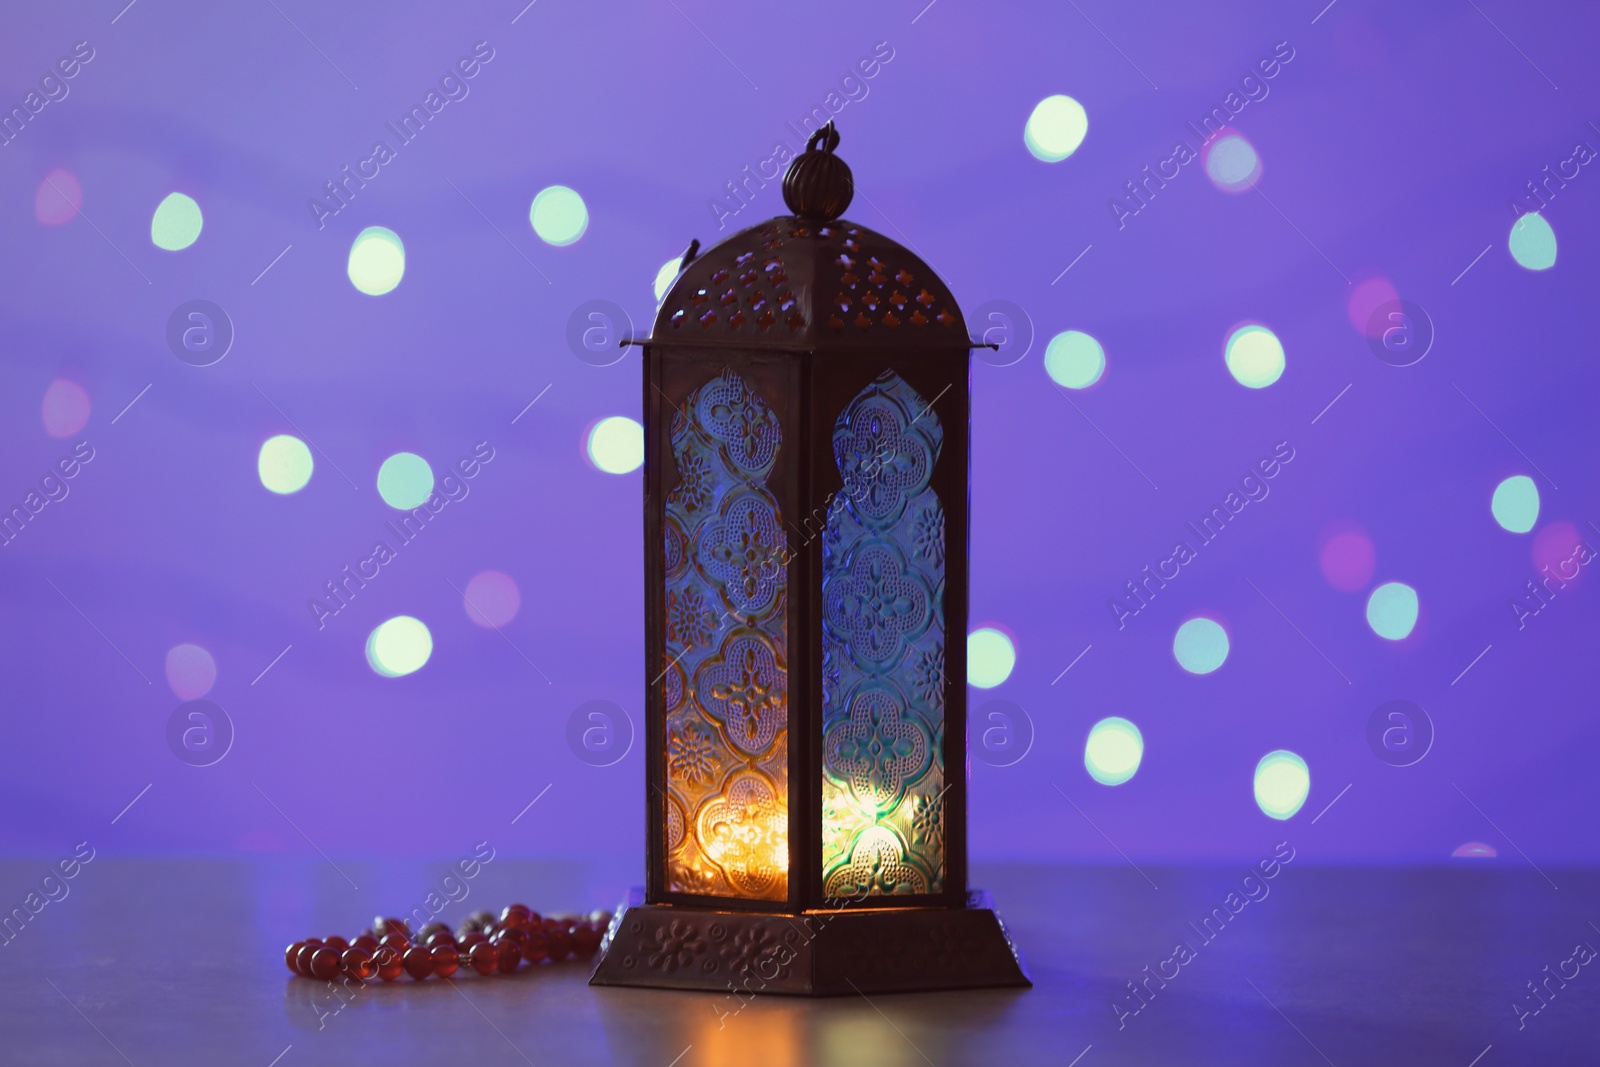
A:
663,369,787,901
821,371,945,896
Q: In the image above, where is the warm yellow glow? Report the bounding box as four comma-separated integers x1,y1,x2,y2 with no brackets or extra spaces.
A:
703,805,788,875
695,991,803,1067
693,772,787,900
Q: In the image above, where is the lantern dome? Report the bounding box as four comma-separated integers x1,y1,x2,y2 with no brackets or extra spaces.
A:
653,130,967,349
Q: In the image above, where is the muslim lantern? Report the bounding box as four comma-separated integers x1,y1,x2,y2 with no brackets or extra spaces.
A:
590,124,1029,994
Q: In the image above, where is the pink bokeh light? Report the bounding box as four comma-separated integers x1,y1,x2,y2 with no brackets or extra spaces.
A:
42,379,91,438
1531,521,1585,587
35,169,82,226
1347,275,1398,338
463,570,522,628
1319,524,1377,592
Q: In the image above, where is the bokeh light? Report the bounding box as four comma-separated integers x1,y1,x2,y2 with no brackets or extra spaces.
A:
1491,475,1539,534
463,570,521,628
967,627,1016,689
1451,842,1497,858
347,226,406,295
1173,616,1229,674
1224,324,1284,388
1319,526,1376,592
530,185,588,246
1366,581,1419,640
165,643,217,700
1043,330,1105,389
366,616,433,678
150,192,203,251
1531,520,1582,579
1508,213,1557,271
41,379,90,438
258,435,314,494
34,169,82,226
586,416,643,474
1254,750,1310,820
1346,275,1398,337
1023,95,1088,162
1084,717,1144,786
653,257,683,302
377,452,434,509
1202,131,1261,192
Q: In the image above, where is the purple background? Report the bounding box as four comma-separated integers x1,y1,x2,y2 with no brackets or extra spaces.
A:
1,0,1595,870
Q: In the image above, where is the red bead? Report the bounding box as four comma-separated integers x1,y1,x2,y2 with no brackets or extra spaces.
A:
379,932,411,955
423,931,457,949
351,934,380,953
572,927,602,957
468,941,499,975
587,910,613,929
494,936,522,974
296,942,323,977
310,947,342,981
522,928,549,964
403,946,435,981
322,935,350,953
374,946,405,982
286,941,306,974
375,917,411,939
546,927,573,961
498,909,527,930
340,947,376,981
431,944,460,978
459,931,489,949
420,922,451,940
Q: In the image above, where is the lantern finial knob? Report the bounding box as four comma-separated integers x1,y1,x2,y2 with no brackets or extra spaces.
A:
782,121,853,221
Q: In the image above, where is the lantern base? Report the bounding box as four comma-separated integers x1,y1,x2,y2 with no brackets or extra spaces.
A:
588,888,1030,995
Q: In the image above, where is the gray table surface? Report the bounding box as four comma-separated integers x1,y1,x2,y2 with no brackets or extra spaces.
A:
2,858,1595,1065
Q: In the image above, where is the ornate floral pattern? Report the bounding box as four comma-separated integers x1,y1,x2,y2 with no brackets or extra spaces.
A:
695,372,780,478
695,631,787,757
823,825,931,897
646,920,706,974
908,789,944,854
663,370,788,901
675,450,714,513
719,924,796,982
833,391,937,526
824,685,931,814
695,771,786,899
667,586,717,650
911,499,945,568
822,373,945,892
697,491,785,616
911,643,945,710
823,542,931,666
668,722,718,786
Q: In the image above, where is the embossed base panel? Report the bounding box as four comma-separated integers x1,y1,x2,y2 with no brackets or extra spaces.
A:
588,889,1031,996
